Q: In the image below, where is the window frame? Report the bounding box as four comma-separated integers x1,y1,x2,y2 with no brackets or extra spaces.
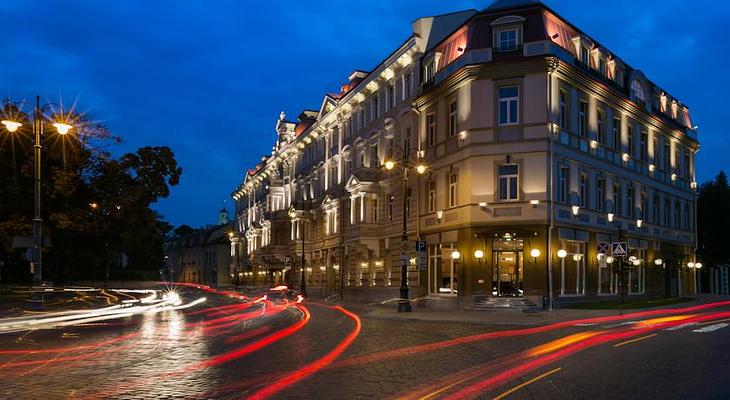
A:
448,172,458,207
498,164,520,202
449,100,458,137
496,27,520,52
498,86,519,126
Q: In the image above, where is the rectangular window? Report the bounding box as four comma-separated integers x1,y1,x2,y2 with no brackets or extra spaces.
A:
498,164,519,201
598,57,607,76
425,61,435,81
498,86,519,125
683,149,690,178
498,28,518,51
371,198,379,224
640,129,648,161
428,180,436,212
652,194,659,223
640,192,648,220
449,173,458,207
371,93,379,120
427,113,436,147
402,72,413,100
664,198,671,226
596,178,605,212
627,186,634,219
386,82,395,110
674,200,680,228
449,100,458,137
559,91,568,129
663,142,671,171
627,125,634,157
613,183,622,215
580,46,589,65
559,166,569,203
684,204,690,230
578,101,587,136
612,117,620,151
579,173,587,208
652,136,659,167
597,109,605,144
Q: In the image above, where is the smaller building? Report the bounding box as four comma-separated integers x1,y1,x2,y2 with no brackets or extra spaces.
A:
163,210,237,286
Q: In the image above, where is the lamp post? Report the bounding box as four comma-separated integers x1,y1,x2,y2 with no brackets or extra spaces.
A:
384,145,427,312
2,96,73,287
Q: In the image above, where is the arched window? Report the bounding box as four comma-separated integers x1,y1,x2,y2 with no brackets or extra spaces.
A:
630,80,646,104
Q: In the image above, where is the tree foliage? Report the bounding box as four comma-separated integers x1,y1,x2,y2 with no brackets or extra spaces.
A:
697,171,730,266
0,101,181,283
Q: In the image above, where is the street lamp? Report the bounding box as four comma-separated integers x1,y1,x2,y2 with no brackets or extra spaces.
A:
530,248,541,258
2,97,75,287
557,249,567,259
382,145,427,313
474,249,484,259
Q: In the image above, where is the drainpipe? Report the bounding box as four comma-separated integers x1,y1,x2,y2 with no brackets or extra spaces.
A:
547,60,557,311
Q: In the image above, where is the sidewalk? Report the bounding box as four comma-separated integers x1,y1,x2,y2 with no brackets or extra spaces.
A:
327,294,728,327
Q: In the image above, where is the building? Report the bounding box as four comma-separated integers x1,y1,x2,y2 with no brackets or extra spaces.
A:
163,209,240,286
233,0,699,306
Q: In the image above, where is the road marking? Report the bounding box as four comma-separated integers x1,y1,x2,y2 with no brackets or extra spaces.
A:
603,321,638,328
417,374,478,400
574,323,597,326
664,322,697,331
697,318,730,326
492,367,562,400
692,323,729,333
613,333,658,348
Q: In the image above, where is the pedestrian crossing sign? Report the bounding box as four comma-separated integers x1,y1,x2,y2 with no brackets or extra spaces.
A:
611,242,628,257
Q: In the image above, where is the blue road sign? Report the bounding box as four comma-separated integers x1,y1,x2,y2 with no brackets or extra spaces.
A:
416,240,427,252
611,242,628,257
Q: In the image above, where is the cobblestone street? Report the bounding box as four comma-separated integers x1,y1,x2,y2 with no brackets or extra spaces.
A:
1,287,730,399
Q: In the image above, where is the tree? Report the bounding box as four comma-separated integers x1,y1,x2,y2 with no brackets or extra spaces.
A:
0,100,182,283
697,171,730,266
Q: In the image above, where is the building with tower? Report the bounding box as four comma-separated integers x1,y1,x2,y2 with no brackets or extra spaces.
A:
232,0,699,307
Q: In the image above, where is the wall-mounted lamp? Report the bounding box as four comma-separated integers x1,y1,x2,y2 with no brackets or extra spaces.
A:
451,250,461,260
530,200,540,207
474,249,484,259
691,181,697,190
607,213,614,222
606,256,615,264
654,258,663,266
622,153,630,162
590,140,599,149
557,249,567,259
572,205,580,216
671,173,677,181
436,210,443,219
649,164,656,172
636,219,643,228
478,202,487,208
530,248,541,258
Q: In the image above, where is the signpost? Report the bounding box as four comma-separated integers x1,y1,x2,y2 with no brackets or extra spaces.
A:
416,240,427,272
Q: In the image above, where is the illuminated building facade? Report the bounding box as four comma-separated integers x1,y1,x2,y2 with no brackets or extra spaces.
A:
233,0,699,306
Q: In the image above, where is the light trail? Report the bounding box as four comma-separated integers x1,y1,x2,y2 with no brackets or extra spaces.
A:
336,300,730,369
245,304,362,400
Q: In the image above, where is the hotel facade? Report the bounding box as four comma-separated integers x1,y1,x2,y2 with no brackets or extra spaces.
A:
231,0,699,307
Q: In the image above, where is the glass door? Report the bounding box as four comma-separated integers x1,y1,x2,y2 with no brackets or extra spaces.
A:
494,251,523,297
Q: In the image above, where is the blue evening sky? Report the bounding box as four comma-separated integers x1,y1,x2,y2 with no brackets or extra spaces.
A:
1,0,727,227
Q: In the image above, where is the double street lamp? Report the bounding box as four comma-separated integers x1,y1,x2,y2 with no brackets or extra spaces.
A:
2,96,74,287
383,145,427,313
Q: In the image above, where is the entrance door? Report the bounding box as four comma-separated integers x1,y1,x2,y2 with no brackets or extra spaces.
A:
494,251,523,297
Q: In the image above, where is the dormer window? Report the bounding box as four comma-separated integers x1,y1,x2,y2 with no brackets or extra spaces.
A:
491,15,525,53
580,46,589,65
630,80,646,105
497,28,519,51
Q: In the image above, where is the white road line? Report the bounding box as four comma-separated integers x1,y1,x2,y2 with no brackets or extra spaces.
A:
664,322,697,331
603,321,638,328
574,323,598,326
692,323,729,333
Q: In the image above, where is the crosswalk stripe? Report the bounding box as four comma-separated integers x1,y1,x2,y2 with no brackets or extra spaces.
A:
692,323,729,333
664,322,697,331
